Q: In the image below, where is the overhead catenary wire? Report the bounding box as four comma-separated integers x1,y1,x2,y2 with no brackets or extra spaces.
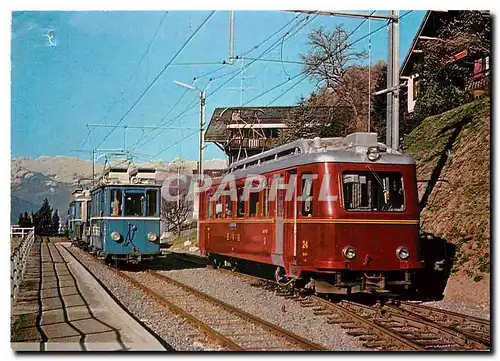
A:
99,11,168,128
266,10,412,107
128,14,311,152
117,11,414,164
206,14,319,99
196,13,305,82
94,11,216,150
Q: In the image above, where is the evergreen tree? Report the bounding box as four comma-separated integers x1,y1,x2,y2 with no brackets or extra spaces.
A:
18,213,25,227
51,209,60,235
37,198,52,235
24,212,32,228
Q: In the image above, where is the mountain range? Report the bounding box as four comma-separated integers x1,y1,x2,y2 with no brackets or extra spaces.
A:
10,156,227,224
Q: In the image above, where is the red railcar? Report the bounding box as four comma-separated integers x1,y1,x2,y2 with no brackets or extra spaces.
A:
199,133,424,296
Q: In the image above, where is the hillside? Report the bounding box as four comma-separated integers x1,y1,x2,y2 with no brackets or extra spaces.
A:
405,98,490,281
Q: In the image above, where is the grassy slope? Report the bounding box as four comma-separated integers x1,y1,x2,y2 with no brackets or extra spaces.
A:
405,98,490,281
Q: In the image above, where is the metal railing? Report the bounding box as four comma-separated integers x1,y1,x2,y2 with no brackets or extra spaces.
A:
11,226,35,239
11,228,35,306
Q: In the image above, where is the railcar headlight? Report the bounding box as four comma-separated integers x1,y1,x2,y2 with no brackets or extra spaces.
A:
367,146,380,162
343,246,356,260
111,231,121,241
397,246,410,260
148,232,158,242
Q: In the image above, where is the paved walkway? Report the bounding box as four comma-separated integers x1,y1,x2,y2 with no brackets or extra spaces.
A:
11,239,167,351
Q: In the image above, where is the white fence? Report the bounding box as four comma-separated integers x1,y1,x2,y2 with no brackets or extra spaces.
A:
11,226,35,239
11,228,35,306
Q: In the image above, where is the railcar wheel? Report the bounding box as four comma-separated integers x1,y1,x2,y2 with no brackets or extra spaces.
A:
209,255,221,269
230,259,240,272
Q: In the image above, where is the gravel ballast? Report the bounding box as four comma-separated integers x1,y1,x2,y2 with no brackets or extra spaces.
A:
66,246,224,351
159,267,367,350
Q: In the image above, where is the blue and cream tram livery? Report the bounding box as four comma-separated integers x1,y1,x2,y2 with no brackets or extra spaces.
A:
68,189,91,245
89,163,161,263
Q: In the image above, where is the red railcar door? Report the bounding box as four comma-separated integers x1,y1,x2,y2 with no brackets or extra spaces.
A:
283,170,297,271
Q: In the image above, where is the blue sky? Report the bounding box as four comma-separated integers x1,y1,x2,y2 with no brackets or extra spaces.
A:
11,10,425,163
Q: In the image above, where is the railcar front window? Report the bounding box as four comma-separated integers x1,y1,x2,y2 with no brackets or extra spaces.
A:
343,171,405,212
146,190,158,216
110,189,122,216
125,193,145,216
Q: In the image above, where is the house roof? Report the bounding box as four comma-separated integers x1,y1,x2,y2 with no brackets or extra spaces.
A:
205,106,336,142
400,11,461,77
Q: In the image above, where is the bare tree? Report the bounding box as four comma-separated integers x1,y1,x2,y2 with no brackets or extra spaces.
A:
300,25,366,89
161,195,192,236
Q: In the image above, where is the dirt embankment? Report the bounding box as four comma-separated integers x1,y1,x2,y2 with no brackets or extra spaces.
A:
405,98,490,282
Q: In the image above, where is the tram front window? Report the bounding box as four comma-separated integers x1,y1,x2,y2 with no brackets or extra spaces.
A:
125,192,145,216
146,190,158,217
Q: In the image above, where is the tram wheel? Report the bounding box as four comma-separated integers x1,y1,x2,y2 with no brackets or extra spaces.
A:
210,256,221,269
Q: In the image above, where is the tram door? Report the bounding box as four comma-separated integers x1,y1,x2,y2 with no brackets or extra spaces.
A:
272,176,285,267
283,170,298,268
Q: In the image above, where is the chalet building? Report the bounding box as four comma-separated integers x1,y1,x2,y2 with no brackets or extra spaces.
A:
205,106,334,163
400,10,490,113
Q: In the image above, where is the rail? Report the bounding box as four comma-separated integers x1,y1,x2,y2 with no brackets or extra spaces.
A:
211,267,489,351
10,228,35,306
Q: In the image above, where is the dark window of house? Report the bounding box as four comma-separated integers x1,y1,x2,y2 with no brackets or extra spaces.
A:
237,186,245,218
343,171,405,212
124,192,145,216
146,189,158,216
301,175,314,217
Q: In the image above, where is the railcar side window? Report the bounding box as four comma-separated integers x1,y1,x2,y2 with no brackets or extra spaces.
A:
237,186,245,218
207,193,212,219
224,195,233,218
301,175,314,217
249,192,259,217
215,195,223,218
343,171,405,212
262,187,269,217
146,190,158,216
110,189,122,216
124,192,145,216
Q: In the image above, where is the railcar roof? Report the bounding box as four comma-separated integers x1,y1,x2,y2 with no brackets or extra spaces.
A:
90,183,162,193
207,134,415,186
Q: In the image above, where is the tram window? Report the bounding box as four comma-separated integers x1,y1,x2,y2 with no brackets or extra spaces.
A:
215,195,223,218
262,187,269,217
124,192,145,216
343,171,405,212
146,190,158,216
224,195,233,218
207,193,212,219
301,175,314,217
249,192,259,217
237,187,245,218
110,189,122,216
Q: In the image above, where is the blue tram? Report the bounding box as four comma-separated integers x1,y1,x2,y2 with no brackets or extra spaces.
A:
68,189,91,245
89,164,161,263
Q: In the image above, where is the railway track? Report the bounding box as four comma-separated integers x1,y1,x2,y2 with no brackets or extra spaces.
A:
210,266,490,351
61,243,174,351
386,302,490,346
105,266,326,351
